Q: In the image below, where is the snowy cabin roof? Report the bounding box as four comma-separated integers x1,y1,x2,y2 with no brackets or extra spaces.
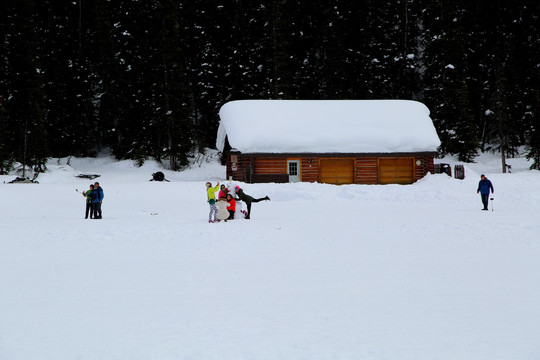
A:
216,100,441,154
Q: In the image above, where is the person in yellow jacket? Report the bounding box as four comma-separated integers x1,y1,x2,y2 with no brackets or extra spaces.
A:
206,181,220,223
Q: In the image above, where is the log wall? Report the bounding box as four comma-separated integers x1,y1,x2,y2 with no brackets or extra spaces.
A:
226,152,436,185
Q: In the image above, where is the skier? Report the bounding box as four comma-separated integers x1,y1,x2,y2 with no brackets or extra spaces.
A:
235,185,270,219
477,174,494,211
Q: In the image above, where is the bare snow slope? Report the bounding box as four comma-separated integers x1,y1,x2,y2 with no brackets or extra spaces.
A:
1,152,539,360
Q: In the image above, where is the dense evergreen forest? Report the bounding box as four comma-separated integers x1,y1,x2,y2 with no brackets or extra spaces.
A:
1,0,539,174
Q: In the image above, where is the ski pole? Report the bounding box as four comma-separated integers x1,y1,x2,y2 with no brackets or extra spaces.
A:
490,197,494,211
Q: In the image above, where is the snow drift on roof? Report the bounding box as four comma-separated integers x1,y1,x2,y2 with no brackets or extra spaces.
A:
217,100,441,153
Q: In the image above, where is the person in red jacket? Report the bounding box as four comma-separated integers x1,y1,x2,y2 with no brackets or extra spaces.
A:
226,193,236,220
218,184,228,200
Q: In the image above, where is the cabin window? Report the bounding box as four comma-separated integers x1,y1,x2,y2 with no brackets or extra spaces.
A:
289,162,298,176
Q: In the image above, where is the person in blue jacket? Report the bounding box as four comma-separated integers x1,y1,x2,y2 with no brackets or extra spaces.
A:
93,181,104,219
477,174,494,210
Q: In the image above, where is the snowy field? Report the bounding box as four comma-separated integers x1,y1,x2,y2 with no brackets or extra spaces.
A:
1,151,539,360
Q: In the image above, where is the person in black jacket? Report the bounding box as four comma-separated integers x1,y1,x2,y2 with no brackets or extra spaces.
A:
234,185,270,219
83,184,96,219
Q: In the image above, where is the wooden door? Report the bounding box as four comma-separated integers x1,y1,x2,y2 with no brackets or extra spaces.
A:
319,159,355,185
378,158,414,184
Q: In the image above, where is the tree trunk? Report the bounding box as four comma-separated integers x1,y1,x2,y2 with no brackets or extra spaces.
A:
501,148,506,173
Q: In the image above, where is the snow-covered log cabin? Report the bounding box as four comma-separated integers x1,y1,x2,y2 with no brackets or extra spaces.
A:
216,100,441,185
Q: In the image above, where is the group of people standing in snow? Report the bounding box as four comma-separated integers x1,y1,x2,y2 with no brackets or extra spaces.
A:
78,174,492,221
206,181,270,223
82,182,104,219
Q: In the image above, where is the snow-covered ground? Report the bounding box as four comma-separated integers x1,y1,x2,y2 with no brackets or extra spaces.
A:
1,151,539,360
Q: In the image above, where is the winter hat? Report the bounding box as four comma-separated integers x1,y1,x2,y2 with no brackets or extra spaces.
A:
235,186,240,191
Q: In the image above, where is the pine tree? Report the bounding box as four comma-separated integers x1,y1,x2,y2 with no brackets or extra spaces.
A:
421,0,479,160
526,91,540,170
151,0,192,169
523,1,540,169
0,99,14,174
35,0,98,157
261,0,295,98
478,1,534,171
87,0,131,158
364,0,421,99
0,1,13,173
2,0,48,174
187,0,234,151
